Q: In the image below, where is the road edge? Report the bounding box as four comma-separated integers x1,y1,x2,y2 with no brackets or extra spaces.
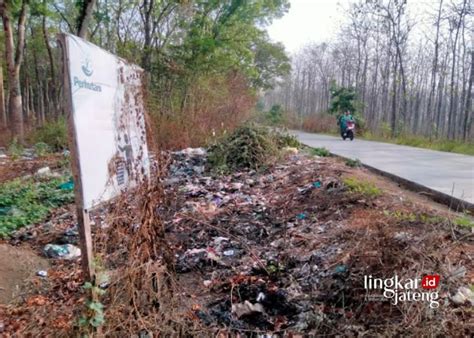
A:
307,146,474,213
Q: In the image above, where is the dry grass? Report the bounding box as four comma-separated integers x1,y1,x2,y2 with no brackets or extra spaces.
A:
301,114,337,134
151,73,255,150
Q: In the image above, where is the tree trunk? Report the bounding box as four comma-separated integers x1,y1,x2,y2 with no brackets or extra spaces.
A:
42,12,58,117
1,0,28,142
38,85,45,126
140,0,155,71
436,49,449,137
77,0,97,39
447,0,467,139
427,0,443,131
23,77,29,125
0,65,6,129
463,51,473,141
390,49,398,136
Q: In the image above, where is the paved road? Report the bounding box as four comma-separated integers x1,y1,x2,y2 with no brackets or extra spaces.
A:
292,131,474,205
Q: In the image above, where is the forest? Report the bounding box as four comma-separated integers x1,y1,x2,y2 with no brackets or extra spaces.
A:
264,0,473,142
0,0,290,149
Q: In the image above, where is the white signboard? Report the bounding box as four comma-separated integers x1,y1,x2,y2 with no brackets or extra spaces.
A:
64,34,150,209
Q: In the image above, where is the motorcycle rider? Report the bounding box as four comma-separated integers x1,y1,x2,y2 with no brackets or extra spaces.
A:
337,110,354,138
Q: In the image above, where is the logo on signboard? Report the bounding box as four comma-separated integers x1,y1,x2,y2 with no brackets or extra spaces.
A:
74,56,102,92
82,58,93,77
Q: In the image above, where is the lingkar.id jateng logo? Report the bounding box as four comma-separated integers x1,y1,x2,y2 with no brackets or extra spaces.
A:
364,274,440,308
73,56,102,92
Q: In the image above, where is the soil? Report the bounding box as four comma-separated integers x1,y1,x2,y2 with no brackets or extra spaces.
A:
0,155,63,184
344,167,463,216
0,244,49,304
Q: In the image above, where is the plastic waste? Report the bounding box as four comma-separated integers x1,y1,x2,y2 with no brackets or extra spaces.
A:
223,249,235,256
0,207,12,216
58,180,74,191
43,244,81,260
231,300,264,318
334,265,347,274
180,148,207,156
296,213,306,220
451,286,474,306
36,167,51,176
282,146,298,154
36,270,48,277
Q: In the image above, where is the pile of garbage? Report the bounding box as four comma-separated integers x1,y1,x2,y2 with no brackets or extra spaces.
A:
1,141,471,336
161,147,473,335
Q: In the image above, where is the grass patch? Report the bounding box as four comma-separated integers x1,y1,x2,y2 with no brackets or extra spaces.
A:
0,175,74,237
8,138,24,160
384,210,444,224
384,210,474,228
32,118,68,151
34,142,52,157
363,133,474,156
345,158,362,168
310,147,330,157
453,215,474,228
343,177,381,198
274,132,301,149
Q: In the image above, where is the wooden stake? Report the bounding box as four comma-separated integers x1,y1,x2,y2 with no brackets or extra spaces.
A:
58,33,95,281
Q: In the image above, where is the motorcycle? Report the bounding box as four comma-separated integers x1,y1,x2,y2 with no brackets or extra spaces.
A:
342,121,355,141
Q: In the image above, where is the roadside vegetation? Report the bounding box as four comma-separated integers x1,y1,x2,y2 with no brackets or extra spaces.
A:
310,147,331,157
261,105,474,156
31,118,69,152
245,95,473,170
0,175,74,237
362,132,474,156
342,177,382,198
263,0,472,146
208,125,300,173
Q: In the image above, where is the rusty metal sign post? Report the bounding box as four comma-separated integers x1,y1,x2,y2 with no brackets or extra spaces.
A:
59,33,150,281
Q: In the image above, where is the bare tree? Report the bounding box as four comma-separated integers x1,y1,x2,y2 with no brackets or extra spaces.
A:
427,0,444,134
0,65,5,129
463,50,473,140
263,0,472,141
447,0,468,139
1,0,28,142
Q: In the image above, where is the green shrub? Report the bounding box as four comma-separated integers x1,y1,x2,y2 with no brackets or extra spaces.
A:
345,158,362,167
208,125,278,172
34,142,51,157
34,118,68,151
0,175,74,237
343,177,381,198
8,138,24,160
274,132,301,148
266,105,284,125
310,147,330,157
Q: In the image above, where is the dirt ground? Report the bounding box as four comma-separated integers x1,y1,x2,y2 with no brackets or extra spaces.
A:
0,155,63,184
0,244,49,304
0,149,472,335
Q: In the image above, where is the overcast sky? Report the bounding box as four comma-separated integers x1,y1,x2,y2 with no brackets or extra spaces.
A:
267,0,350,54
267,0,438,55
